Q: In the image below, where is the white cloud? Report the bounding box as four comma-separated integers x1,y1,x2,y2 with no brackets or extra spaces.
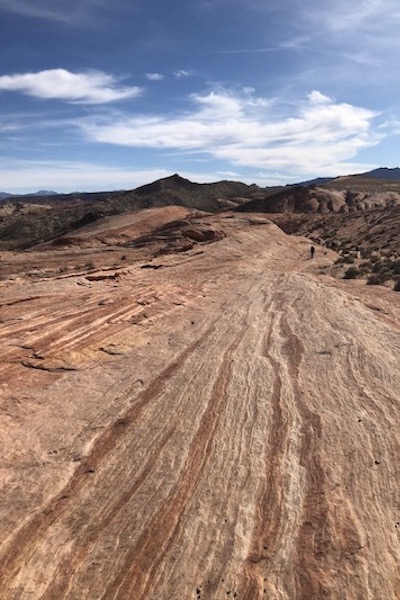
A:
146,73,164,81
173,70,190,79
217,170,240,178
0,69,142,104
308,90,331,105
80,88,381,177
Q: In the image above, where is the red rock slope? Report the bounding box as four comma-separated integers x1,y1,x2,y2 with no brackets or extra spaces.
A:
0,213,400,599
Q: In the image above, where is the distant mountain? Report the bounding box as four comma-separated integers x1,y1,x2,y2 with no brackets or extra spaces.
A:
362,167,400,180
28,190,58,196
292,168,400,189
133,173,268,211
0,190,58,201
289,177,335,187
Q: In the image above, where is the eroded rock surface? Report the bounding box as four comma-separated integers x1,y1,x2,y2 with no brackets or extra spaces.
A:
0,213,400,599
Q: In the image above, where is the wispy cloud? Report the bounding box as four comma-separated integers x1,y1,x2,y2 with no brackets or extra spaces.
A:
173,70,190,79
0,69,142,104
0,0,116,23
79,88,381,177
0,0,78,21
146,72,164,81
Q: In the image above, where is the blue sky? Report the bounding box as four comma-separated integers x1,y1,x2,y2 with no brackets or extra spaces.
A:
1,0,400,193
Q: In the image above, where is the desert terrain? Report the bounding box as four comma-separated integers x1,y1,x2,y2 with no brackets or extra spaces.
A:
1,207,400,599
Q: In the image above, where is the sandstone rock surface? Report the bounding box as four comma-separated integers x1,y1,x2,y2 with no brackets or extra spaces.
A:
0,212,400,599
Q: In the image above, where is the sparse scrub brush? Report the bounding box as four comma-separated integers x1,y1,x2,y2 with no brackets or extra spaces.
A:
392,260,400,275
343,267,361,279
367,272,391,285
342,254,355,264
372,260,385,273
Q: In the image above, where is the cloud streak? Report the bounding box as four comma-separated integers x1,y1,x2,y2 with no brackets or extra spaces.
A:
0,0,116,23
80,89,381,177
0,69,142,104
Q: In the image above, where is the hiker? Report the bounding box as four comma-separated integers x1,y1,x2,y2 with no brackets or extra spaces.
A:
310,246,315,259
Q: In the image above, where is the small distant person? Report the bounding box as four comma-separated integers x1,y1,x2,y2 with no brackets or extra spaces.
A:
310,246,315,259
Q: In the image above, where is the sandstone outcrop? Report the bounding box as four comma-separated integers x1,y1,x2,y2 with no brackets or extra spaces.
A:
0,212,400,599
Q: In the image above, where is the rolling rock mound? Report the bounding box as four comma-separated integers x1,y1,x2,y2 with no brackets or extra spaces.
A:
238,185,400,214
1,211,400,599
37,206,204,249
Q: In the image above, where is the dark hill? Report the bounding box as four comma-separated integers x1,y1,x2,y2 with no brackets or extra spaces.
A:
132,174,268,211
363,167,400,180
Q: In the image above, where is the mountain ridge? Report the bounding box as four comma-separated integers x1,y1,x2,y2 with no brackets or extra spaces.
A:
2,168,400,251
3,166,400,201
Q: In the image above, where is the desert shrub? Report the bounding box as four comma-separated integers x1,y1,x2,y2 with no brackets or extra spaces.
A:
367,272,391,285
360,248,370,258
334,255,354,265
342,254,355,264
372,260,385,273
381,249,393,258
391,259,400,275
393,278,400,292
358,263,371,274
359,260,372,270
343,267,361,279
369,255,379,263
